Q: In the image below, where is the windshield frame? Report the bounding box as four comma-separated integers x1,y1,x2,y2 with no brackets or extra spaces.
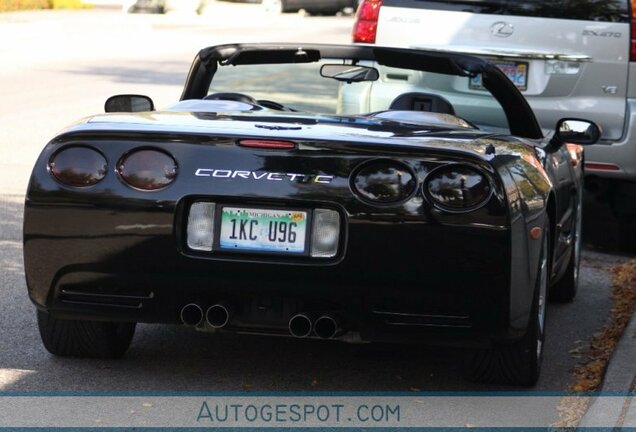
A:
181,43,543,139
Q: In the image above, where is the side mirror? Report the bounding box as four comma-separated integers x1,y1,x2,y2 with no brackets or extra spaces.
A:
549,118,601,149
105,94,154,113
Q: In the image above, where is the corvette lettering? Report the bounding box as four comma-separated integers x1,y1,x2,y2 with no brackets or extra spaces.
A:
195,168,334,184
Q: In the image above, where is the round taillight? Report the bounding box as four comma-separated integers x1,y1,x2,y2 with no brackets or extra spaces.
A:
351,160,416,204
49,146,107,187
425,165,492,211
118,149,177,191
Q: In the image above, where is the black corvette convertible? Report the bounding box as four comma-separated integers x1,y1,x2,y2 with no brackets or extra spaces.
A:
24,43,599,386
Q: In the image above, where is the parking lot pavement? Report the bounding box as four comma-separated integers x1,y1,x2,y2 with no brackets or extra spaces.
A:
0,4,354,196
0,5,634,424
579,309,636,428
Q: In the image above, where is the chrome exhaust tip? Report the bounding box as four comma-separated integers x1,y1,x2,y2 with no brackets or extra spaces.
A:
289,313,313,338
180,303,203,326
314,315,339,339
206,303,231,329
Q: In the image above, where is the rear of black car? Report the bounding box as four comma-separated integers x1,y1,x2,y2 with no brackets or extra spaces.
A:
24,122,520,349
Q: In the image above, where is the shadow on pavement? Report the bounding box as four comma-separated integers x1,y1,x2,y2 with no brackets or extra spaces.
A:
67,61,191,86
583,191,636,255
0,195,24,276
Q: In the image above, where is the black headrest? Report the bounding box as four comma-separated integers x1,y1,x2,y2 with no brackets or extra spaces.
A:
389,92,455,115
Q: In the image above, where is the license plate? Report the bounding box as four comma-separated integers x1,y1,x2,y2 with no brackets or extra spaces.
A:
218,207,308,254
470,61,528,91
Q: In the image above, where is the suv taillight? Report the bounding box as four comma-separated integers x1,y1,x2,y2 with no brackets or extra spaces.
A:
352,0,383,43
632,0,636,60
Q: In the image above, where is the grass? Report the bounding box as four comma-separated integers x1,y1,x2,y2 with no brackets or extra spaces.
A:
0,0,91,12
50,0,91,8
0,0,48,12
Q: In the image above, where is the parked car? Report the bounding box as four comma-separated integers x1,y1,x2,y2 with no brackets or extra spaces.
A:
353,0,636,247
262,0,358,14
122,0,165,13
24,43,599,386
123,0,203,14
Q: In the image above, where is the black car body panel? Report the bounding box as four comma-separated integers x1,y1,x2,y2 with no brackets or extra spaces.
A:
24,44,583,353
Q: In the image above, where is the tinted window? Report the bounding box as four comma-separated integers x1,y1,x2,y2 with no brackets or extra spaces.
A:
384,0,629,22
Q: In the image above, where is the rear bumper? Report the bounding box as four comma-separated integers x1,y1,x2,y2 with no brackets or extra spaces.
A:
31,267,514,348
585,99,636,182
24,201,520,346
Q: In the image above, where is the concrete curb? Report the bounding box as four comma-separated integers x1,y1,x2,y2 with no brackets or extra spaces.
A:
578,308,636,428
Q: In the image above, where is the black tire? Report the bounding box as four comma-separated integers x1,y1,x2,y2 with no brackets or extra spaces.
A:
463,225,549,386
617,216,636,253
550,191,582,302
37,310,136,358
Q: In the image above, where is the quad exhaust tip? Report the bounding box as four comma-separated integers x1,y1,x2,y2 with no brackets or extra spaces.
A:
180,303,203,326
206,303,231,328
314,315,339,339
289,313,342,339
289,313,313,338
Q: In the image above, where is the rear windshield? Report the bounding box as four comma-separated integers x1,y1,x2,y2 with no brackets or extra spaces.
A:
208,61,512,134
209,62,342,113
384,0,629,22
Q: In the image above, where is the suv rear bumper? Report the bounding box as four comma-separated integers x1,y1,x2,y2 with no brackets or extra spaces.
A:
585,99,636,181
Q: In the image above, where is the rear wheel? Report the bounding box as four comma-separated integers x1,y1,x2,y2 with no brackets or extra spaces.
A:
463,225,549,386
37,310,136,358
550,194,581,302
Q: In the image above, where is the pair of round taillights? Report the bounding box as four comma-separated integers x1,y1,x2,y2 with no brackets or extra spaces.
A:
351,160,492,212
48,146,177,191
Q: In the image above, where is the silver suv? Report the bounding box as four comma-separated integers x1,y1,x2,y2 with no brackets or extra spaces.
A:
352,0,636,237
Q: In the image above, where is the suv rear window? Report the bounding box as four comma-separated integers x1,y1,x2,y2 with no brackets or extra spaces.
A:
384,0,629,23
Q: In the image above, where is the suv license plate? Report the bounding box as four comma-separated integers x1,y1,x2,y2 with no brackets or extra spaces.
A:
470,61,528,91
218,207,308,254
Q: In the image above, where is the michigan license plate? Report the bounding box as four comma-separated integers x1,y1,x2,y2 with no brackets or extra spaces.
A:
218,207,308,254
470,61,528,91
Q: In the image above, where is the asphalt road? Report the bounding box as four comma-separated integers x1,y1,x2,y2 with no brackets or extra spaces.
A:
0,3,629,399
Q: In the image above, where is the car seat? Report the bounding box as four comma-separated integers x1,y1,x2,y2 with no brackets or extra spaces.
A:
389,92,455,115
